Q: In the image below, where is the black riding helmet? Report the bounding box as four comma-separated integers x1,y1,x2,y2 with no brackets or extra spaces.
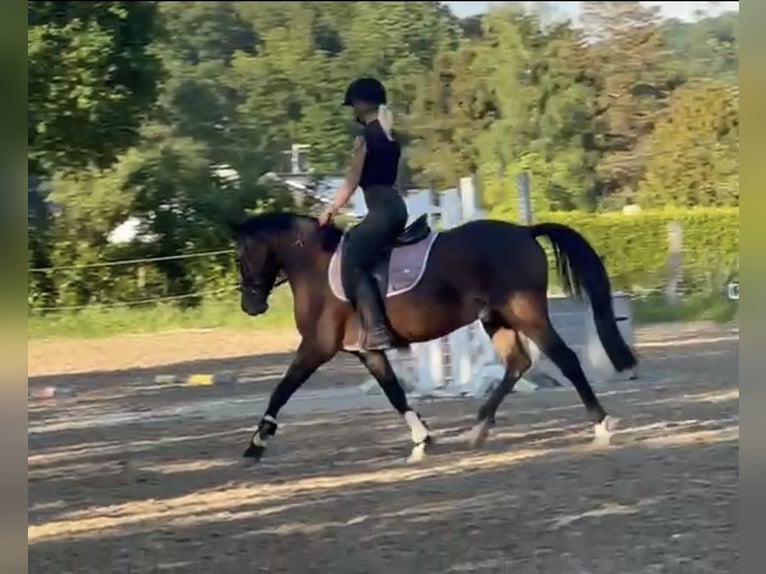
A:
342,77,387,106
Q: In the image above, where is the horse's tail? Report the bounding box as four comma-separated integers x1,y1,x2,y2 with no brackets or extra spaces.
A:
531,222,637,372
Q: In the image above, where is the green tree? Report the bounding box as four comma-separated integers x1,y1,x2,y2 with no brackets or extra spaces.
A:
153,2,257,168
228,2,349,174
660,12,738,84
42,122,272,307
637,81,738,208
579,1,673,204
28,1,163,175
511,20,601,211
405,5,601,211
405,40,495,189
229,2,459,176
464,7,598,213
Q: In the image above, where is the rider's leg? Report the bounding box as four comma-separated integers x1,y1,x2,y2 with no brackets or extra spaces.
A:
354,267,394,350
345,190,407,350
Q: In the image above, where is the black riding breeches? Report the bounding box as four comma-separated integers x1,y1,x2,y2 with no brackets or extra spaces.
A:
343,186,407,300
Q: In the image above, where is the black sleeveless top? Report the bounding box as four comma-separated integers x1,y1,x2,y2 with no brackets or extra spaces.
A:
358,120,400,191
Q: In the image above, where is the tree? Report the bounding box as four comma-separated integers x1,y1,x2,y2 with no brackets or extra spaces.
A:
464,6,599,213
227,2,350,174
405,40,495,189
637,81,738,208
660,12,738,84
511,20,602,211
43,121,272,307
152,2,257,168
229,1,460,176
28,1,163,175
579,1,673,204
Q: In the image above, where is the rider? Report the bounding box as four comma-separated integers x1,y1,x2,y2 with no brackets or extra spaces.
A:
319,77,408,350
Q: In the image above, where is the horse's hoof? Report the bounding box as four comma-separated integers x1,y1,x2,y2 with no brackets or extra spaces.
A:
467,419,492,449
593,415,620,447
405,436,433,464
240,443,266,466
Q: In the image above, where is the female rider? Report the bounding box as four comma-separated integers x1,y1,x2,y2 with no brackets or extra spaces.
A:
318,77,407,351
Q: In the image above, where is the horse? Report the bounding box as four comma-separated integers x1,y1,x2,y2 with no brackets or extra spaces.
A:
232,211,637,464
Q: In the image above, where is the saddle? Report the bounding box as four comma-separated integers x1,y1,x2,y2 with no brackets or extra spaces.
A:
328,214,439,302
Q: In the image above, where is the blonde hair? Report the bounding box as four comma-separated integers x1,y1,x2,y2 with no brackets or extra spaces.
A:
377,104,394,140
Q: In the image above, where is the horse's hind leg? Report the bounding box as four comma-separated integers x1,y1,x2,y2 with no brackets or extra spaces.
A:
355,350,432,463
468,314,532,449
510,291,618,446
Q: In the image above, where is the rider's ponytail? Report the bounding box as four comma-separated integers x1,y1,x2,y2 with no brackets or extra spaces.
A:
377,104,394,140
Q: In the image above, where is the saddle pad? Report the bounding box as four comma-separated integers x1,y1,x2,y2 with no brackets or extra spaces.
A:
328,232,439,302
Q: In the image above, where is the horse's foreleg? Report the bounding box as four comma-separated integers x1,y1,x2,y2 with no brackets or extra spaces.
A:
355,350,432,463
241,340,333,465
468,320,532,449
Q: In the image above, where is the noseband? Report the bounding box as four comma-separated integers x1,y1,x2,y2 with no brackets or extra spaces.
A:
239,269,288,300
238,227,303,299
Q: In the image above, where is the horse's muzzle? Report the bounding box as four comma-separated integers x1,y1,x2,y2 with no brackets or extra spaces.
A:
240,287,269,316
241,297,268,316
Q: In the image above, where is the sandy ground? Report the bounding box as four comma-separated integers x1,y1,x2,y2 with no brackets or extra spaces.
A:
28,322,738,573
28,328,303,378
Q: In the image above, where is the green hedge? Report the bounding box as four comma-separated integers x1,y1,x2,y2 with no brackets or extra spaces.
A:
491,207,739,292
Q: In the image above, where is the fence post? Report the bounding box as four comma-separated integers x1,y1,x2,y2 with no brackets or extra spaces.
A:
518,171,532,225
665,221,683,305
137,265,146,290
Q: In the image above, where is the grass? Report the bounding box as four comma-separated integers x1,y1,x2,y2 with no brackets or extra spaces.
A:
28,287,737,340
632,292,738,325
28,287,296,339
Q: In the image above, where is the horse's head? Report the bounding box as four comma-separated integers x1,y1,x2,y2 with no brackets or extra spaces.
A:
232,212,331,317
234,235,276,316
232,215,291,317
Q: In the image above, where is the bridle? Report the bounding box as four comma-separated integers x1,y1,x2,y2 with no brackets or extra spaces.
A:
237,245,288,301
237,222,312,300
240,275,287,299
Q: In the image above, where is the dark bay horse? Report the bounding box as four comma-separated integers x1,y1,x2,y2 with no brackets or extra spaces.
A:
233,211,637,464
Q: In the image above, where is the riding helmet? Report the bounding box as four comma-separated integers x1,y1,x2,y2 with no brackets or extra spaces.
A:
342,77,387,106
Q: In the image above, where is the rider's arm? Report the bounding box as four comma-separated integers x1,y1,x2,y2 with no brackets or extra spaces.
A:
329,135,366,213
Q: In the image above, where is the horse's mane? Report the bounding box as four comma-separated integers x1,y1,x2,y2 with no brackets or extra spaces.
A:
234,211,343,253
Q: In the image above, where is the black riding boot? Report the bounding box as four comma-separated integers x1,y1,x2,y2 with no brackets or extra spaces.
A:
354,271,394,351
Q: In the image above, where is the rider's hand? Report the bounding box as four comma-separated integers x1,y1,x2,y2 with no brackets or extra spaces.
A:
318,206,336,226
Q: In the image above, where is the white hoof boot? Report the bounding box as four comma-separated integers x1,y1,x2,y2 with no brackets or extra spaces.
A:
593,415,619,446
468,420,491,449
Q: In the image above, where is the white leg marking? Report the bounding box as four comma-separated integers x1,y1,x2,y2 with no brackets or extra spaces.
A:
251,434,267,447
403,410,430,464
404,410,429,444
406,442,428,464
518,333,543,366
593,415,620,446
